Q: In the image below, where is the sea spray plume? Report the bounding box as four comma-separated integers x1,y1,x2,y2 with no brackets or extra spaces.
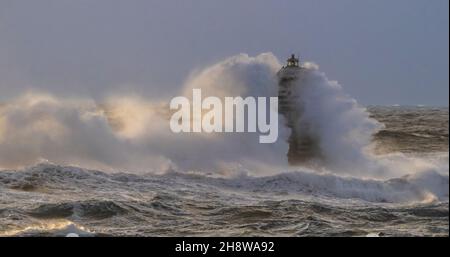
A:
169,88,280,143
287,62,384,174
0,92,173,171
163,52,289,172
0,53,289,173
277,58,445,180
104,53,289,172
184,53,281,99
0,92,118,169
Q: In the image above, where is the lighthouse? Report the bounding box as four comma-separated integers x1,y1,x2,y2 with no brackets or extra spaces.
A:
277,54,302,116
286,54,300,67
277,54,321,165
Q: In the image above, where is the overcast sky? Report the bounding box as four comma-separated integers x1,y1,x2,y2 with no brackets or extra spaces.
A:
0,0,448,105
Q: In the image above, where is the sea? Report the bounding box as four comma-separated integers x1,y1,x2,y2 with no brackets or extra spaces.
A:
0,106,448,237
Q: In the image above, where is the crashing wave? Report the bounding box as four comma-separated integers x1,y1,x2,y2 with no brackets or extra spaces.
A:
1,163,447,204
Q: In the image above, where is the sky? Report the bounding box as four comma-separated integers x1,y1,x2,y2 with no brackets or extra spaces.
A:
0,0,448,105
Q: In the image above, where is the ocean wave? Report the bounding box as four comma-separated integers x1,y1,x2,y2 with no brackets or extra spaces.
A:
1,162,448,205
167,168,449,204
0,163,109,192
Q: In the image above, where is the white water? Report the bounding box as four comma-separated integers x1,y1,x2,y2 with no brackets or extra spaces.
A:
0,53,448,204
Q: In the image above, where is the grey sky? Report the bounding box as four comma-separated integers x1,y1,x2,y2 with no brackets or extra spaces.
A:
0,0,448,105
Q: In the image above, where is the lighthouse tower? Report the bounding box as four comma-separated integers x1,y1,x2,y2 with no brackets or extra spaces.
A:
277,54,301,117
277,54,320,164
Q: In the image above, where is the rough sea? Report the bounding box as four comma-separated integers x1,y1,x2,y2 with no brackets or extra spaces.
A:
0,106,448,237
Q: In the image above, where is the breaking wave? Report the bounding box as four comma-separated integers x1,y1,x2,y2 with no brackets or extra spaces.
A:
1,161,448,204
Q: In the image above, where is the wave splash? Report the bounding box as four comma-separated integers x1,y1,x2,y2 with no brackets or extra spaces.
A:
1,160,448,204
0,53,448,203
